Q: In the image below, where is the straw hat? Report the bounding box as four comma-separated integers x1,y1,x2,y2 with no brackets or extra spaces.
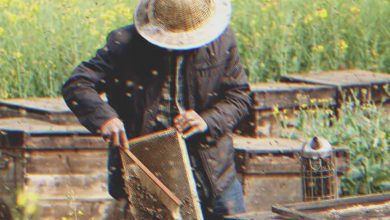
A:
134,0,232,50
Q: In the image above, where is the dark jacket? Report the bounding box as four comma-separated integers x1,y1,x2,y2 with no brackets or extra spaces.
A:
62,25,251,199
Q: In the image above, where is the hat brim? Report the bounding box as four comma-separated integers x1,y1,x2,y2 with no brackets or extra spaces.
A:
134,0,232,50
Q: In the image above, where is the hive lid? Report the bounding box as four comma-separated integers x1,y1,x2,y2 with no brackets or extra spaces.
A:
233,136,303,154
0,98,71,114
281,70,390,87
250,82,332,92
0,118,88,135
0,118,106,150
233,136,348,154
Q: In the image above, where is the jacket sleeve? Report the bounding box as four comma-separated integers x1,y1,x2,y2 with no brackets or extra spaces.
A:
200,29,252,143
62,32,121,134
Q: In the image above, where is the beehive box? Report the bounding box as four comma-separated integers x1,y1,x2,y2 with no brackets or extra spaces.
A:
0,118,115,219
0,98,78,125
233,136,350,212
237,82,336,137
281,70,390,107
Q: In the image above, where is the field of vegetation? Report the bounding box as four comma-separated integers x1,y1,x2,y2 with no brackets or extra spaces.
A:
0,0,389,210
0,0,389,97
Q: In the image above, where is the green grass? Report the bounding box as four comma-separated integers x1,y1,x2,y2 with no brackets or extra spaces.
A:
0,0,389,97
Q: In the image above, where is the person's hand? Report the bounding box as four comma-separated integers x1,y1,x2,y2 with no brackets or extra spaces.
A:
174,110,208,139
100,118,128,149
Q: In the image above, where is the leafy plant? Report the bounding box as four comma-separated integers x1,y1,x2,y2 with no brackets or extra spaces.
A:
274,98,390,195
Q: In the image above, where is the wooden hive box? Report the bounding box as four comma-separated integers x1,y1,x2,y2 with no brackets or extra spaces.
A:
0,98,78,125
281,70,390,107
237,82,336,137
233,136,350,212
0,118,115,219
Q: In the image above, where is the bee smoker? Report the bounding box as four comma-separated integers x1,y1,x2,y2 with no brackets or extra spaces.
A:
301,137,337,201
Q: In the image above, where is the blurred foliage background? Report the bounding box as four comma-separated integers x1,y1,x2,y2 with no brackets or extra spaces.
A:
0,0,389,97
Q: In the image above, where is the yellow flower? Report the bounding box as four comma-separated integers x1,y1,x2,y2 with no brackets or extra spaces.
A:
13,51,23,59
261,2,272,12
17,192,27,206
101,11,116,24
90,28,99,36
31,3,40,14
272,105,280,114
25,203,37,215
315,8,328,19
304,14,313,24
338,40,348,51
350,6,360,15
371,49,378,58
313,45,325,53
5,11,17,23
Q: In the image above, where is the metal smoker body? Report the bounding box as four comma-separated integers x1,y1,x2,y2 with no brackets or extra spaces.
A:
301,137,337,201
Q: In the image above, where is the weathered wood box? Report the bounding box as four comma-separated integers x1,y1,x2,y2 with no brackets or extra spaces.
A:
0,98,78,125
281,70,390,107
237,82,337,137
233,136,350,212
0,118,115,219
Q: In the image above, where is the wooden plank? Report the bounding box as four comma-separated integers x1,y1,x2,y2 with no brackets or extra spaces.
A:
281,70,390,106
242,175,303,212
24,174,109,198
0,97,79,125
233,136,349,174
281,70,390,87
283,192,390,211
0,118,88,134
236,105,337,138
250,82,336,110
0,98,71,113
27,136,107,149
272,205,316,220
241,155,301,174
233,136,303,152
25,150,107,174
250,82,329,91
0,107,78,125
0,118,107,149
225,211,283,220
272,193,390,219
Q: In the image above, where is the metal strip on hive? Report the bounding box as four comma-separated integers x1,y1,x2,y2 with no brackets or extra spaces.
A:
128,128,203,220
